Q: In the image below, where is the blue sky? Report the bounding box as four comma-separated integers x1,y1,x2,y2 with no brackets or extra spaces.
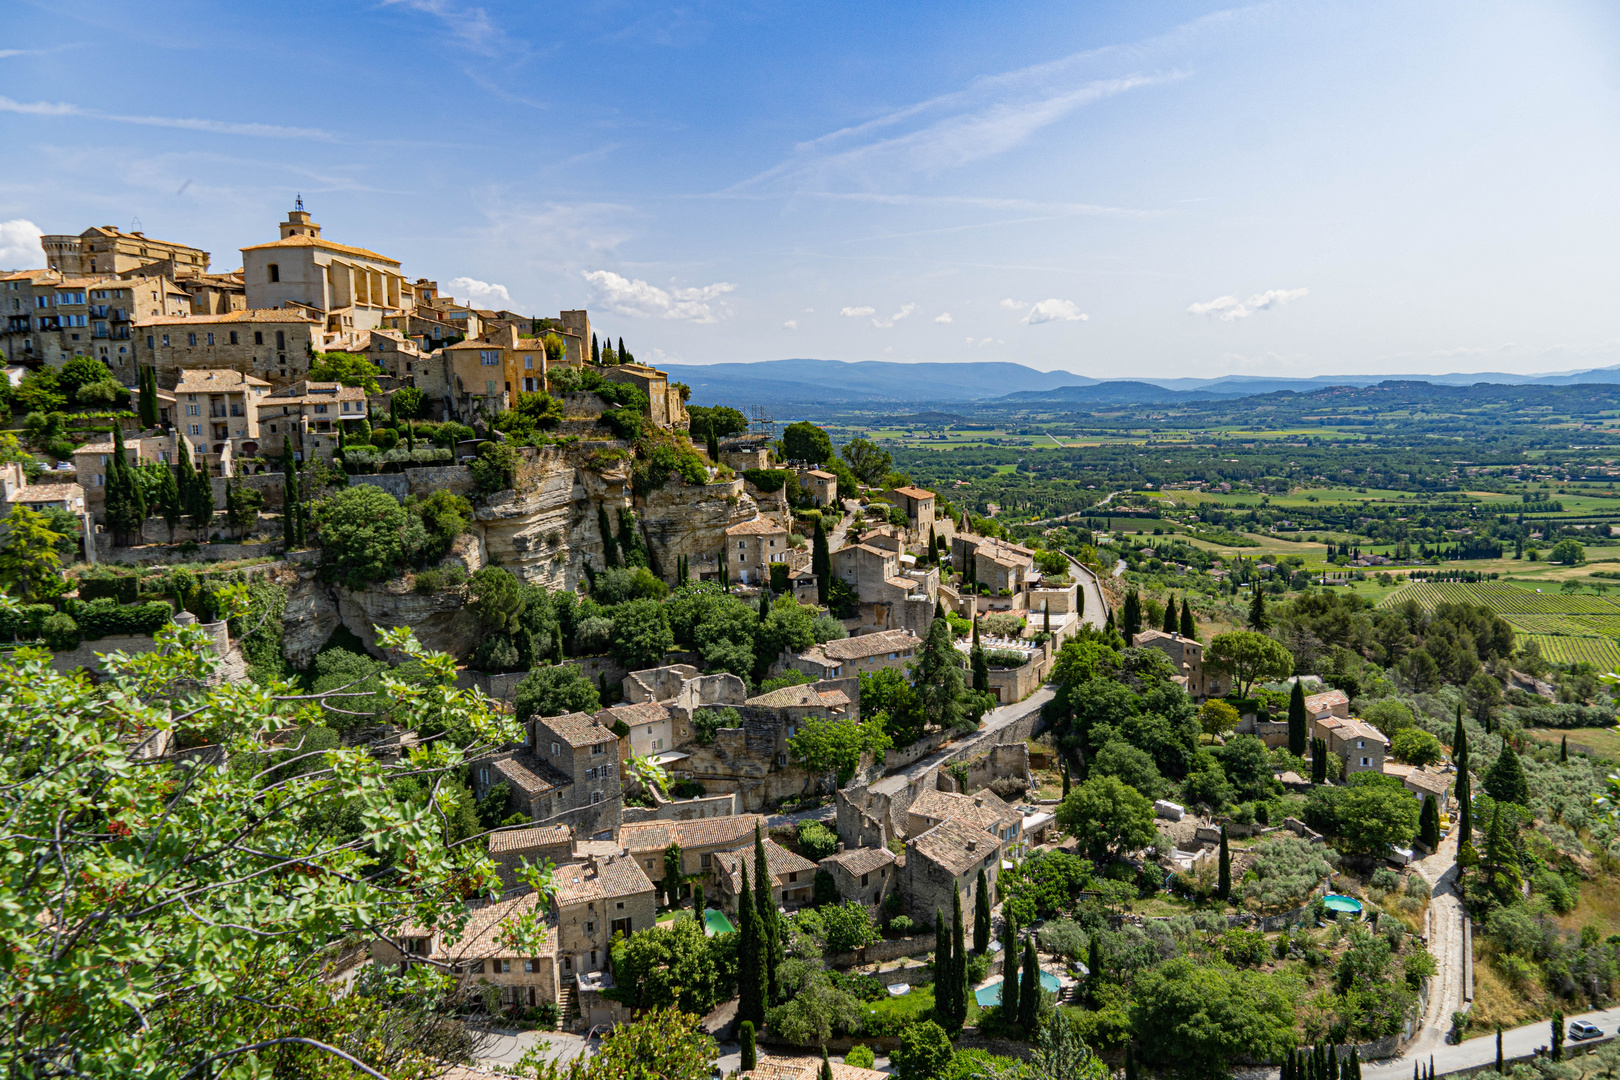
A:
2,0,1618,378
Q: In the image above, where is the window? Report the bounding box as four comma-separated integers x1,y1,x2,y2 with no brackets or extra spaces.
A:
590,791,603,805
254,331,263,345
585,921,595,935
1361,757,1370,767
276,330,285,350
162,335,170,347
788,871,798,883
551,742,560,756
480,350,500,365
469,960,484,974
524,355,533,369
188,333,196,346
524,959,537,973
314,404,327,414
187,405,199,416
500,959,511,974
188,425,200,436
146,335,154,348
592,743,604,755
229,331,238,345
206,333,214,346
616,901,624,910
267,263,279,283
861,873,869,886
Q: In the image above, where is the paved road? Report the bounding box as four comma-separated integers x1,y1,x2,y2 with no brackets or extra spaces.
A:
1364,1006,1620,1079
469,1026,591,1070
1066,556,1110,631
1405,829,1467,1061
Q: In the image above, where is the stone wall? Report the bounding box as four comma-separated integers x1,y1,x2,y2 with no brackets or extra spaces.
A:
822,934,934,970
349,465,475,500
620,790,739,823
98,539,276,565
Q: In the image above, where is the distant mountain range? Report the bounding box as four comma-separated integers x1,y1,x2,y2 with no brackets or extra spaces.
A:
658,358,1620,409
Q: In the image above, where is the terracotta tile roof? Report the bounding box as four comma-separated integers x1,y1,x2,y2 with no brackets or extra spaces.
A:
394,889,555,962
263,380,369,403
714,839,817,893
135,308,319,326
240,233,402,265
802,470,836,480
726,517,787,536
889,486,935,501
538,711,619,748
909,816,1002,877
973,537,1035,562
1304,688,1350,714
488,824,571,855
173,369,271,392
747,683,846,709
817,690,851,708
744,1056,889,1080
1319,715,1388,746
816,630,921,661
492,754,568,796
552,854,655,907
9,483,82,503
820,846,896,877
598,702,670,729
618,814,765,855
907,788,1020,835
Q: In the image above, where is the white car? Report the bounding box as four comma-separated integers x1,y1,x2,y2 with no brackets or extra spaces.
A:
1569,1021,1603,1041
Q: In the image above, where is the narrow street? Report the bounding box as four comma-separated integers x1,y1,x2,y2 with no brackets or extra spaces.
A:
1402,828,1468,1063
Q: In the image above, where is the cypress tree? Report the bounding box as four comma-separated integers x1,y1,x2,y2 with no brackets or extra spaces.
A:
1288,680,1308,757
1455,716,1473,849
1122,588,1142,639
1043,600,1051,635
934,908,949,1010
736,863,764,1026
1000,918,1020,1021
1217,825,1231,900
618,336,626,364
1017,935,1039,1031
1419,795,1440,849
1180,598,1195,639
138,366,158,428
755,825,781,1004
1249,583,1270,631
1496,1026,1503,1073
551,622,564,663
949,881,967,1029
1484,740,1530,806
157,454,181,543
926,524,937,565
813,518,830,605
693,880,704,914
1061,758,1071,797
591,332,600,365
1561,734,1568,762
1552,1011,1564,1062
185,444,214,539
279,442,298,550
1311,738,1328,785
1162,593,1178,634
1087,933,1101,1004
758,588,771,619
974,869,991,954
820,1047,832,1080
707,428,720,462
739,1021,756,1072
105,425,146,546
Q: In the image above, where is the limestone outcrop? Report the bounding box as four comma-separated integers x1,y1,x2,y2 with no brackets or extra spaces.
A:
335,580,482,659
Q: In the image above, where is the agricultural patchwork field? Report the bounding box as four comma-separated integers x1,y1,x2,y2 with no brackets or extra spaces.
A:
1383,580,1620,672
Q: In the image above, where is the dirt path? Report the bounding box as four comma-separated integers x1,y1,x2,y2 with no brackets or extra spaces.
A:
1404,829,1467,1060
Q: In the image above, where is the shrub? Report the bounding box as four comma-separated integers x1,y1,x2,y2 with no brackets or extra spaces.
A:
42,613,80,651
471,442,520,494
413,569,445,593
844,1046,876,1069
0,603,56,641
592,566,668,605
811,613,847,643
691,706,741,745
369,427,399,452
1240,836,1338,911
75,599,172,640
77,573,138,605
888,915,915,936
599,408,644,441
983,648,1030,668
671,780,707,799
743,468,792,493
796,820,839,862
1036,919,1088,958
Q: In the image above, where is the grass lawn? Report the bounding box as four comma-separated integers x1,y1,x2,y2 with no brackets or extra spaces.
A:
1526,727,1620,761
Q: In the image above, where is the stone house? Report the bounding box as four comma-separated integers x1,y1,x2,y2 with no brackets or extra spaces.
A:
1313,715,1389,777
4,480,85,516
719,434,772,471
172,368,270,474
1381,762,1452,806
136,309,323,388
901,816,1003,923
726,516,791,587
489,823,574,890
474,750,573,822
532,711,624,829
42,224,209,278
786,628,922,681
618,813,767,896
241,204,408,337
953,535,1036,603
363,328,429,383
904,788,1022,848
1130,630,1228,702
258,380,370,465
441,338,512,421
829,540,937,634
1304,688,1351,720
552,851,657,981
818,845,898,910
597,700,674,758
373,890,559,1014
72,431,177,520
885,485,936,538
597,362,688,431
711,838,818,912
178,271,247,316
797,468,837,507
2,269,188,372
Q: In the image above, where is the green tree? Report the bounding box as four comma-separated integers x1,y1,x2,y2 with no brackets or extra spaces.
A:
892,1021,953,1080
309,351,381,393
104,425,147,545
974,867,991,954
1207,631,1295,698
839,437,892,486
156,454,182,543
1549,539,1585,565
1391,729,1443,767
472,441,521,495
1131,958,1297,1080
1092,739,1165,800
946,882,967,1030
913,616,966,731
470,566,526,634
781,421,834,465
225,477,262,540
1287,680,1308,756
1419,794,1441,849
822,901,879,953
1180,599,1196,639
1217,826,1231,900
513,665,601,721
137,364,159,427
0,505,68,602
1056,775,1158,863
606,917,728,1014
812,518,831,605
1163,593,1178,634
754,825,783,1005
1248,583,1270,631
1000,918,1021,1023
755,595,818,676
312,484,425,588
661,841,684,907
1122,588,1142,639
1199,699,1240,738
788,714,891,786
184,443,215,537
1484,741,1530,806
519,1005,716,1079
611,598,674,670
1316,773,1423,857
1018,935,1039,1031
739,1022,756,1072
736,861,765,1027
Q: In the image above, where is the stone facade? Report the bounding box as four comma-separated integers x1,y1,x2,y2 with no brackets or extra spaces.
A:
1131,629,1228,702
135,310,322,388
241,205,407,337
619,814,766,895
552,852,656,978
373,890,560,1013
2,270,188,371
711,838,818,912
1314,715,1389,777
819,845,899,910
901,816,1003,923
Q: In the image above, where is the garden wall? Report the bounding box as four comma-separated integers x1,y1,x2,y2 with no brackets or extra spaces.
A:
822,934,934,970
97,540,276,565
621,790,739,823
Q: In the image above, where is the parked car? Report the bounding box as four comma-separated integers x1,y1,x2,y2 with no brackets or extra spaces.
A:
1569,1021,1604,1041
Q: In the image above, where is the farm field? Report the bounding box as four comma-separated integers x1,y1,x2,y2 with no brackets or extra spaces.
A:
1526,727,1620,761
1382,580,1620,671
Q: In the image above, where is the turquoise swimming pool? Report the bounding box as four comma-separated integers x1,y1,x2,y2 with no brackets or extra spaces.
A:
974,972,1061,1007
1323,894,1363,918
702,908,736,936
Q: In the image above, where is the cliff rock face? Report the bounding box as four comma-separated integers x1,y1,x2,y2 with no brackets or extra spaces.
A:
476,449,585,590
335,580,482,659
638,475,757,580
281,564,341,669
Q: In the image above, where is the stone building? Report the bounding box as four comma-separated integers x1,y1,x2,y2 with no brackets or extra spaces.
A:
953,535,1036,605
817,845,898,911
901,816,1003,923
597,362,688,430
904,788,1022,847
240,202,408,338
489,824,574,889
2,269,188,371
474,751,574,822
726,516,791,586
373,890,559,1013
3,480,85,516
532,711,625,829
1130,630,1228,702
1304,688,1351,720
552,851,656,981
597,700,674,758
786,628,922,680
885,485,936,538
171,368,269,474
830,540,937,634
41,225,210,278
711,838,817,912
178,271,247,315
618,814,766,897
1313,715,1389,777
136,309,323,387
796,468,837,507
257,380,370,464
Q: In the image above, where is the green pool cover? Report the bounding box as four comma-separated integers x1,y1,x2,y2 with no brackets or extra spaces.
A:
975,973,1060,1007
702,908,736,936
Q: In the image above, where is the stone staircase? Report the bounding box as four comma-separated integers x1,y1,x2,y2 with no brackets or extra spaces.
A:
561,983,580,1030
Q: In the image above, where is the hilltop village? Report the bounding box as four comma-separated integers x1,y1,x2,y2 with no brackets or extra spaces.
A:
2,210,1601,1080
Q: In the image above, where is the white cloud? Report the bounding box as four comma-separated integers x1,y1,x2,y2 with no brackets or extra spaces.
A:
783,319,798,330
448,275,513,310
872,303,916,328
1187,288,1308,322
0,219,44,269
583,269,736,324
1024,299,1088,325
840,306,875,317
0,95,334,140
934,312,953,324
379,0,507,54
1000,298,1025,311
